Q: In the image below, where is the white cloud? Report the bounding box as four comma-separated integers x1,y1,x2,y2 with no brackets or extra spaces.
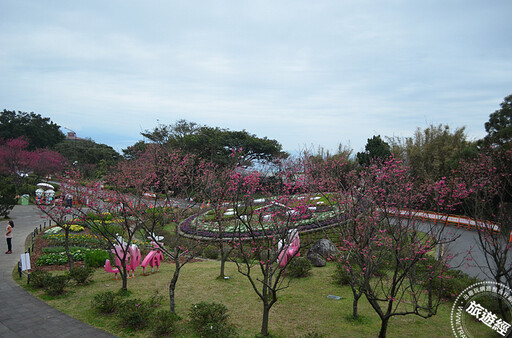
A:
1,0,511,155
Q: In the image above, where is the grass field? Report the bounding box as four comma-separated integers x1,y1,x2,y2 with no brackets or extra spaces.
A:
14,259,468,337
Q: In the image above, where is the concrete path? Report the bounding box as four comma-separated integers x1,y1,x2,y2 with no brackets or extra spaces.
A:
0,205,116,338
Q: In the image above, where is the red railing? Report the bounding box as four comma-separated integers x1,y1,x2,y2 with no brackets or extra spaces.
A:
388,208,501,232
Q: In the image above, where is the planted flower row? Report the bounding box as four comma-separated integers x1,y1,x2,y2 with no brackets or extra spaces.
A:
180,210,343,239
43,232,110,249
36,248,90,266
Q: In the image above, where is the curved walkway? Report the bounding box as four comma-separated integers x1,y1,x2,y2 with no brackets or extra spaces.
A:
0,205,116,338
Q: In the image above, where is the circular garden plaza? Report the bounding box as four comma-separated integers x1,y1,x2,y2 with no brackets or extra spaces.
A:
10,182,503,338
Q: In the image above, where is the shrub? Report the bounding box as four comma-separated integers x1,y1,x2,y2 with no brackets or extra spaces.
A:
91,291,120,314
68,266,94,285
30,269,51,288
118,298,154,329
202,245,219,259
42,233,109,249
147,291,164,308
42,246,92,255
287,257,312,278
189,301,236,337
333,261,352,286
86,212,114,221
151,309,181,336
45,274,69,296
84,249,110,267
300,333,324,338
412,255,479,300
36,249,90,266
432,269,479,300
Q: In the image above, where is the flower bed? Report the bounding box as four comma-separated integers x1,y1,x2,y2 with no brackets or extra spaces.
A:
180,207,344,239
36,248,91,266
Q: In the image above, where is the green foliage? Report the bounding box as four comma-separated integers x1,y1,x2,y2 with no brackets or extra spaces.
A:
189,301,236,337
151,309,181,336
202,245,219,259
54,138,120,166
42,246,85,254
42,232,109,249
412,255,478,300
68,266,95,285
432,269,479,301
142,119,287,167
405,124,467,181
84,249,110,267
357,135,391,166
45,274,69,296
122,140,147,160
485,93,512,148
86,212,114,221
91,291,121,314
36,248,90,266
117,298,154,329
333,261,352,286
0,110,65,150
254,333,278,338
300,332,325,338
29,269,51,288
17,183,37,197
287,257,312,278
88,222,124,238
147,291,164,308
0,175,16,217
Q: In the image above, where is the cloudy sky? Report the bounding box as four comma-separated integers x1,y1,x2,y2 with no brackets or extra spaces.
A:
1,1,511,155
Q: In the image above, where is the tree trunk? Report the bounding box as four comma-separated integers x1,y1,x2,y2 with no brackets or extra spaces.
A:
219,254,226,279
64,229,74,270
169,261,181,313
218,243,233,279
352,294,360,318
261,303,271,336
169,278,176,313
121,266,128,290
378,316,389,338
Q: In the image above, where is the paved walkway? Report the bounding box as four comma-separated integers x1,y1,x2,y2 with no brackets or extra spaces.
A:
0,205,116,338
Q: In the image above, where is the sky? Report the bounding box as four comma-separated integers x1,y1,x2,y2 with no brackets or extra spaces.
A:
1,1,511,156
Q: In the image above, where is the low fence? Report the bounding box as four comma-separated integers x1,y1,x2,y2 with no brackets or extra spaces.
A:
390,208,501,232
18,219,54,283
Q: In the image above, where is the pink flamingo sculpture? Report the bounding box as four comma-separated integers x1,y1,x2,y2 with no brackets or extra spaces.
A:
278,229,300,268
127,244,141,277
104,259,119,279
104,243,125,279
104,243,141,278
141,241,164,274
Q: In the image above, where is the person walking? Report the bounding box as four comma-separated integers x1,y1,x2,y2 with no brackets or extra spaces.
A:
5,220,13,254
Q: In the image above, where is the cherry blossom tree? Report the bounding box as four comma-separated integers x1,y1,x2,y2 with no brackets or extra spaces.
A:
31,148,67,179
229,162,310,336
307,156,456,337
109,144,210,311
194,164,238,279
0,137,33,179
456,150,512,289
37,170,89,271
0,137,67,194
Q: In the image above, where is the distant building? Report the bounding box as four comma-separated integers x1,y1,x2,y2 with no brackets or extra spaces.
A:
65,132,85,141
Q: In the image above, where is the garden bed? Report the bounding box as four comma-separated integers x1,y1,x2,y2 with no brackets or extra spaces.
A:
30,228,89,271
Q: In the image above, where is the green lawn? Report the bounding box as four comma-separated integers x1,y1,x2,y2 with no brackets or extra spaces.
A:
15,260,463,337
